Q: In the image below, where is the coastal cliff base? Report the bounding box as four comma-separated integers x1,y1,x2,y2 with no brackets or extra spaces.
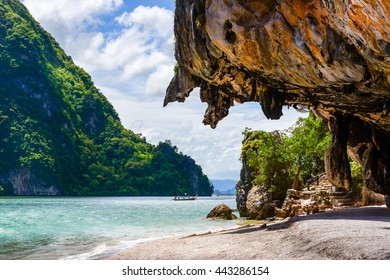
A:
113,206,390,260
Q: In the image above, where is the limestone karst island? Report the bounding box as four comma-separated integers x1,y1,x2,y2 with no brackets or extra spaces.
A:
0,0,390,262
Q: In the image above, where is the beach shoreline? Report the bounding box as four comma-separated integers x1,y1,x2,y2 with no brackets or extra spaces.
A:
111,206,390,260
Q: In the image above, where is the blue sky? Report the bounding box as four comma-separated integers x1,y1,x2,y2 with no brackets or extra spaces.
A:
122,1,175,10
21,0,303,180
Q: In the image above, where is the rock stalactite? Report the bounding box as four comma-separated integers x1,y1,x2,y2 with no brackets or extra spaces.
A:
166,0,390,196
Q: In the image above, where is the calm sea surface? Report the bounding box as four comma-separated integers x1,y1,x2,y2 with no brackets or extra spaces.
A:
0,196,239,259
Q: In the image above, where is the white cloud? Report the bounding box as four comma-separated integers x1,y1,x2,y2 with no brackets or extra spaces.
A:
58,7,174,87
72,7,175,103
23,0,123,27
23,1,175,88
120,50,171,80
145,64,174,96
115,6,173,38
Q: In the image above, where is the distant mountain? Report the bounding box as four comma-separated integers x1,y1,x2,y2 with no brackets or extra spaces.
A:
0,0,213,196
211,179,237,195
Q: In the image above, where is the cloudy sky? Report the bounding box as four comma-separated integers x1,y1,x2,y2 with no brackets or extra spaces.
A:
21,0,304,180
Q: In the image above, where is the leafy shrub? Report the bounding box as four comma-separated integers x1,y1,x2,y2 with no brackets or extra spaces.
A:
241,113,332,201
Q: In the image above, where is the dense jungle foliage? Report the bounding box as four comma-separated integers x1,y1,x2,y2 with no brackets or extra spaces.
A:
241,112,364,201
0,0,213,196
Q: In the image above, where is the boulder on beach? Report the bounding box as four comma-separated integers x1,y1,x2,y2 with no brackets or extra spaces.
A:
246,185,276,220
207,203,237,220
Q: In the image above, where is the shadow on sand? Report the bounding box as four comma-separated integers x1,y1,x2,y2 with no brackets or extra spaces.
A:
224,206,390,235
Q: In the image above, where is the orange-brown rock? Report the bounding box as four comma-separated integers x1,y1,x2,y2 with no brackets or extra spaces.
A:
165,0,390,196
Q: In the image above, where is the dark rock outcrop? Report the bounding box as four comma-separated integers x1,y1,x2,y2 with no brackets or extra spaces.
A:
235,152,253,217
245,185,276,220
8,168,60,195
165,0,390,196
207,203,237,220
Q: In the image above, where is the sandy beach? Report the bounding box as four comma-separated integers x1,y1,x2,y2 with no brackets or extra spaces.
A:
112,206,390,260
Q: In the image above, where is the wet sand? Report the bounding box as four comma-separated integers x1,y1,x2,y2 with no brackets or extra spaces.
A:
112,206,390,260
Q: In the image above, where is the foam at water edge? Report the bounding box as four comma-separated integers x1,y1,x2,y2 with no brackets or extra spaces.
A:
60,237,166,260
61,224,244,260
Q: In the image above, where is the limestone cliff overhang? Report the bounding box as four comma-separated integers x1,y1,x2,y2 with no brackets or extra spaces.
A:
165,0,390,195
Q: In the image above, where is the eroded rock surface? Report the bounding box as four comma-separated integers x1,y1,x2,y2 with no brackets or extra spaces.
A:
245,185,276,219
166,0,390,195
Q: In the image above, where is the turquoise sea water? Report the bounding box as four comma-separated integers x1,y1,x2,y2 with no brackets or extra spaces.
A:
0,196,239,260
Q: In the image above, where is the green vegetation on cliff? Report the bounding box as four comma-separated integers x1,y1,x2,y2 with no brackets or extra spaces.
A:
241,113,332,200
241,112,366,201
0,0,213,196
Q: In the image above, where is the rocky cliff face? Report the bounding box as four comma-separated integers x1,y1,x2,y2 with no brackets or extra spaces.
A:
166,0,390,195
8,168,60,195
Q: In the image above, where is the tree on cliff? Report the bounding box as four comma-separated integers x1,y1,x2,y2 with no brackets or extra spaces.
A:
287,113,332,183
241,128,293,201
241,113,331,200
